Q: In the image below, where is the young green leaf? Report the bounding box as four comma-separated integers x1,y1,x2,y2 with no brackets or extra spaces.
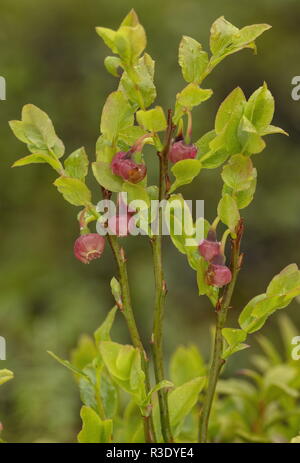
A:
104,56,123,77
136,106,167,132
0,369,14,386
64,147,89,180
77,406,112,443
244,83,275,133
110,277,122,308
178,36,209,83
196,130,230,169
119,54,156,109
222,328,248,359
92,161,123,193
53,177,92,206
170,159,202,193
94,306,118,345
176,83,213,109
12,153,63,173
217,194,240,233
221,154,255,192
170,345,206,386
168,377,206,433
100,91,134,141
210,17,239,55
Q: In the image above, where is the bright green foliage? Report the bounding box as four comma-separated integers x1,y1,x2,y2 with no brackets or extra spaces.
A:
217,194,240,233
136,106,167,132
53,177,92,207
170,159,202,193
64,147,89,181
100,91,135,142
8,9,292,444
99,341,148,413
178,36,209,84
0,369,14,386
168,377,205,435
78,406,113,443
170,345,206,386
222,328,248,359
239,264,300,334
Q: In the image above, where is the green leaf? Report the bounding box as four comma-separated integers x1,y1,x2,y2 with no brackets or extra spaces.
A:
104,56,123,77
77,406,113,443
0,369,14,386
222,328,248,359
223,169,257,209
210,17,239,55
215,87,246,134
232,24,271,49
23,105,64,157
95,27,118,53
92,161,123,193
176,83,213,109
238,115,266,154
217,194,240,233
244,83,275,133
170,345,206,386
116,23,146,64
196,130,230,169
100,91,134,141
136,106,167,132
47,351,88,379
170,159,202,193
10,105,65,158
99,341,146,408
119,54,156,109
53,177,92,206
178,36,209,83
266,263,300,297
239,265,300,333
221,154,255,192
147,380,173,402
94,306,118,345
70,335,98,371
260,125,288,137
64,147,89,180
110,277,122,308
12,152,62,172
210,17,271,63
168,377,206,433
9,120,30,143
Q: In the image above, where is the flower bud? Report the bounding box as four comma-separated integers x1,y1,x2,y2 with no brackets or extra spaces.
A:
168,140,197,163
111,151,146,184
74,233,105,264
207,264,232,287
199,240,221,262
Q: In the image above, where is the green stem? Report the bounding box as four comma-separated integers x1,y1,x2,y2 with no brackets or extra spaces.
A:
108,234,156,443
199,220,244,443
150,111,175,443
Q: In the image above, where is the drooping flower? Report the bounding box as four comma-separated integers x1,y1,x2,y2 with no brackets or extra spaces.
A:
74,233,105,264
207,263,232,287
168,140,197,163
111,151,146,184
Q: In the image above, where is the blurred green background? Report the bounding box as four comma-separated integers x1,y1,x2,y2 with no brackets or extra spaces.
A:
0,0,300,443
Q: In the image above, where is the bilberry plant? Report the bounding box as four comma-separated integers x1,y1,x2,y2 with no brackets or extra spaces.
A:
9,10,300,443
